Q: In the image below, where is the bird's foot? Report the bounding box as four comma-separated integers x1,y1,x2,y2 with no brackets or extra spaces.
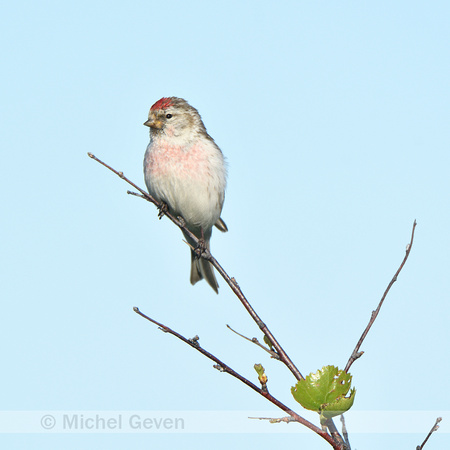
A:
157,202,168,219
194,235,208,259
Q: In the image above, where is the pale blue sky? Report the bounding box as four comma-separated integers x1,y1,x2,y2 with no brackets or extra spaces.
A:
1,1,449,449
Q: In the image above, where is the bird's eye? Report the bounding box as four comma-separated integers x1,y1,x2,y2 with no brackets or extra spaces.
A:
166,114,173,119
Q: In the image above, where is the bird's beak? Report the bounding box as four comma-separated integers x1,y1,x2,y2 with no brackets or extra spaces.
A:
143,118,163,129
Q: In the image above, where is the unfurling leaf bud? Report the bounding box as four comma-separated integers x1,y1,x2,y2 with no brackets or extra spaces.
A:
263,335,274,350
254,364,269,391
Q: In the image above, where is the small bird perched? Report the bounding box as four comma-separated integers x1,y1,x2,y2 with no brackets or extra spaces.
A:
143,97,228,293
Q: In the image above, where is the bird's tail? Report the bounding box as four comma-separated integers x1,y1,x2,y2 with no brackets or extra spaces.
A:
183,229,219,294
190,247,219,294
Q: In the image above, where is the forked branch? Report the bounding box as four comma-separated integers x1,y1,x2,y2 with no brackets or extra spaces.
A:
89,153,416,450
133,307,340,449
88,153,303,381
416,417,442,450
226,324,280,360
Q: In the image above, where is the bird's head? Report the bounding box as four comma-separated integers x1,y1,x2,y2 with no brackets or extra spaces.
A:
144,97,207,143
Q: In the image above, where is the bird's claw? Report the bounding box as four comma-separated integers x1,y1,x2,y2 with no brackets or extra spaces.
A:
157,202,168,219
194,238,207,259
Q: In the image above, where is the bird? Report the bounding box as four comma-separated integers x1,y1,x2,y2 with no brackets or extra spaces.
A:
143,97,228,293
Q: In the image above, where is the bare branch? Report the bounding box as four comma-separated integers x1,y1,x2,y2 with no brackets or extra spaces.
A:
340,415,351,450
344,221,417,372
88,153,304,381
416,417,442,450
133,307,340,449
203,250,304,380
249,416,295,424
88,153,155,204
127,190,147,199
226,324,280,360
325,418,349,449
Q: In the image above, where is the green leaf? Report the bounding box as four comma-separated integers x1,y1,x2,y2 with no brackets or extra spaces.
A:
263,335,274,350
291,365,356,417
321,387,356,420
254,364,265,377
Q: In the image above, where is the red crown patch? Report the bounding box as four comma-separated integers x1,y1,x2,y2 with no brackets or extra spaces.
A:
151,97,173,110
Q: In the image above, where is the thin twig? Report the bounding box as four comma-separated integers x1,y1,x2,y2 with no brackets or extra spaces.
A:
416,417,442,450
88,153,156,204
205,251,304,380
226,324,280,360
325,418,348,449
133,307,340,449
344,220,417,372
88,153,304,381
127,190,147,199
249,416,295,424
340,415,351,450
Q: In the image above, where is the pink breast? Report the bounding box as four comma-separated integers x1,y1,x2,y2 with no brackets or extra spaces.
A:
148,142,208,179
